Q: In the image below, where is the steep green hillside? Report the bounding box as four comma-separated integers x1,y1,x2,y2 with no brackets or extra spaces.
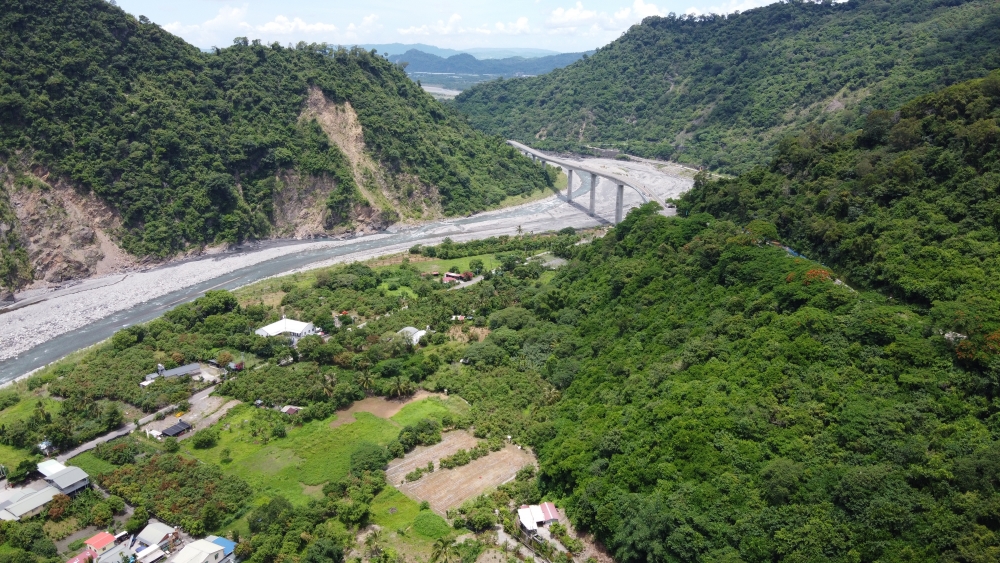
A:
683,70,1000,366
454,0,1000,173
35,207,1000,561
0,0,549,272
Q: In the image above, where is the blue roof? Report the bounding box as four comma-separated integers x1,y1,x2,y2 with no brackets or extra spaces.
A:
211,537,236,556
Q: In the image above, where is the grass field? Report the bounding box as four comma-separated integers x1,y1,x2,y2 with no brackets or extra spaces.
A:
0,394,62,468
188,396,467,506
370,486,452,560
185,396,462,554
67,451,117,477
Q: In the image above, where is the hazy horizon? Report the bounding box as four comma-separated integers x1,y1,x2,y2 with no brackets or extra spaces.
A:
113,0,780,52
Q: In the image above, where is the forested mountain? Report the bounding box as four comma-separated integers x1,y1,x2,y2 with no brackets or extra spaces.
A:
0,0,550,291
454,0,1000,173
389,50,588,77
683,69,1000,364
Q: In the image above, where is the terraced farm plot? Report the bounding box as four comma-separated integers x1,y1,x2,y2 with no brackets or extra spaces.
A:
387,431,535,514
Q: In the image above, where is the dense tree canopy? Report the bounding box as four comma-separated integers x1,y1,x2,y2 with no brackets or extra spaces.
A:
0,0,550,275
454,0,1000,173
682,70,1000,369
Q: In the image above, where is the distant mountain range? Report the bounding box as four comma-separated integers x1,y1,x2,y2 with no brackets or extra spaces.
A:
454,0,1000,173
388,49,590,77
359,43,562,59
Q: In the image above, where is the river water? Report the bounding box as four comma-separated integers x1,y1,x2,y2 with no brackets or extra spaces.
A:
0,158,692,382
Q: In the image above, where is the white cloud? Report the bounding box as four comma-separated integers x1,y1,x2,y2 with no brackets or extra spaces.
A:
545,0,663,34
400,13,531,37
163,5,251,46
548,2,600,28
398,13,463,36
256,15,337,34
345,14,380,40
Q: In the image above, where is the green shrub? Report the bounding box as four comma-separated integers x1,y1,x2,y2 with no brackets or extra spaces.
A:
413,511,451,539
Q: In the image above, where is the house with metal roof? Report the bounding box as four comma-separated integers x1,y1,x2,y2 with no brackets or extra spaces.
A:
167,539,228,563
65,548,99,563
145,363,202,382
85,531,116,554
135,521,178,552
255,318,314,339
205,536,236,558
1,485,60,520
45,466,89,495
162,420,192,438
37,459,67,478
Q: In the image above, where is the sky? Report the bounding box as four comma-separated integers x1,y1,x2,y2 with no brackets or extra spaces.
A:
113,0,780,53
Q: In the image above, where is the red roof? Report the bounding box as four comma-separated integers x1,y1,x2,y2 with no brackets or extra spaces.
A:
85,532,115,550
66,548,98,563
539,502,559,522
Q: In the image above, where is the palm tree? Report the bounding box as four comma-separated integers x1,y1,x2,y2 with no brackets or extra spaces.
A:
390,376,405,398
365,529,383,557
357,372,374,395
430,538,458,563
322,372,337,398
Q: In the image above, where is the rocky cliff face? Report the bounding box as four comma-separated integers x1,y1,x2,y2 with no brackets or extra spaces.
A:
4,164,135,287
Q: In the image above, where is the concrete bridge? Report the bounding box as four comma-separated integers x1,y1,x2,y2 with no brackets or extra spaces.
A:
507,140,667,224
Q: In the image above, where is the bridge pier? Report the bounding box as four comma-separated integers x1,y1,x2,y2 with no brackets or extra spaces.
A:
589,173,597,215
566,170,574,203
615,184,624,224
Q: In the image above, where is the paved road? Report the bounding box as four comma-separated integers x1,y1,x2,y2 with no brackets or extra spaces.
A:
508,140,670,208
56,385,217,462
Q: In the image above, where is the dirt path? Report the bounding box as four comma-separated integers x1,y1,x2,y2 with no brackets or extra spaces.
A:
329,390,446,428
387,431,535,515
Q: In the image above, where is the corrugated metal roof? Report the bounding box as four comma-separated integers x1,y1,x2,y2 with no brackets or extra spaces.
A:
162,420,192,437
86,531,116,550
518,507,537,531
37,459,67,478
539,501,559,522
6,486,59,517
47,466,89,490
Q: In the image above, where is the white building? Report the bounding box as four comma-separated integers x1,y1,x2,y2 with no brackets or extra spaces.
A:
255,318,315,339
168,539,228,563
396,326,427,345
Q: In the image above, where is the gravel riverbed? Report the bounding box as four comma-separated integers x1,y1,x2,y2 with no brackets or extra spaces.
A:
0,155,692,369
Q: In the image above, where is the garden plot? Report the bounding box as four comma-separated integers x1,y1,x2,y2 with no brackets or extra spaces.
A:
387,431,535,515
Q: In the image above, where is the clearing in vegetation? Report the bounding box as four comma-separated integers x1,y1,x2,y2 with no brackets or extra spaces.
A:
387,431,536,515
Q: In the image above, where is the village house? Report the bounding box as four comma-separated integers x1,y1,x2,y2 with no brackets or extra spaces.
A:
517,502,560,535
145,363,202,382
255,317,315,341
85,531,116,555
167,538,229,563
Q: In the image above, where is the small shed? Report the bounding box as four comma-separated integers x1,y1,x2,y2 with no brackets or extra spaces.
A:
280,406,301,415
538,501,559,524
85,531,116,554
162,420,192,438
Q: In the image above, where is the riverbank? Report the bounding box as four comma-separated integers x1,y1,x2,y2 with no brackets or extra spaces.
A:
0,154,692,380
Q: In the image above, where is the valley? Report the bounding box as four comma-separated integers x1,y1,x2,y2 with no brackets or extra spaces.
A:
1,0,1000,562
0,153,692,381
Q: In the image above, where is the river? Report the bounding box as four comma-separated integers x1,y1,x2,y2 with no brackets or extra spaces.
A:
0,156,693,382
